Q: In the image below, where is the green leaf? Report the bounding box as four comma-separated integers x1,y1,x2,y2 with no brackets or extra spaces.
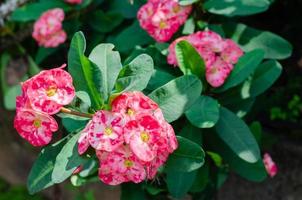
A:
68,32,102,109
4,84,21,110
204,0,271,17
207,132,267,182
185,95,220,128
249,60,282,97
148,75,202,122
146,69,176,91
182,17,195,34
215,107,260,163
62,118,88,133
179,0,199,6
189,162,209,193
166,170,198,199
27,138,67,194
108,21,153,52
52,132,87,184
89,10,123,33
89,43,122,101
175,40,205,78
165,136,205,172
221,23,292,59
216,49,264,92
179,123,202,146
11,0,70,22
121,183,146,200
116,54,154,92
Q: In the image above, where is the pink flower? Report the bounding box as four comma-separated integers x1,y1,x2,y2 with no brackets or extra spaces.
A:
32,8,67,48
14,109,58,146
77,120,92,155
263,153,278,178
124,115,162,162
205,58,233,87
137,0,192,42
97,145,146,185
88,111,124,152
167,30,244,87
25,65,75,115
111,91,159,122
65,0,82,4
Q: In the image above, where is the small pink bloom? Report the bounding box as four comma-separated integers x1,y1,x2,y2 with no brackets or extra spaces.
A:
88,111,124,152
124,115,162,162
263,153,278,178
97,145,146,185
205,58,232,87
65,0,82,4
221,39,244,64
111,91,159,122
77,120,92,155
25,65,75,115
167,30,244,87
14,109,58,146
137,0,192,42
32,8,67,47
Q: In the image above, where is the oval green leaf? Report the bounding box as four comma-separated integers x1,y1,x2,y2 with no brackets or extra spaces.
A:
216,49,264,92
204,0,271,17
115,54,154,92
215,107,260,163
165,136,205,172
185,95,220,128
148,75,202,122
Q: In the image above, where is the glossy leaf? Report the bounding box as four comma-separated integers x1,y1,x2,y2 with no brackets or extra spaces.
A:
89,43,122,101
216,49,264,92
204,0,271,17
11,0,70,22
115,54,154,92
179,0,199,6
148,75,202,122
186,95,220,128
249,60,282,97
52,132,87,184
215,107,260,163
222,23,293,59
67,32,103,109
175,40,205,78
166,170,198,199
165,136,205,172
27,138,67,194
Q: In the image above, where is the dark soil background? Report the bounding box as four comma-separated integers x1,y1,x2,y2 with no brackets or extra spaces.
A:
1,0,302,199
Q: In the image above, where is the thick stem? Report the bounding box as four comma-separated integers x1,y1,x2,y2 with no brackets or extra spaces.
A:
60,107,93,119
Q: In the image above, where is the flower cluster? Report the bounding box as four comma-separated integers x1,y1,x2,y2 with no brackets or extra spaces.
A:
78,91,178,185
32,8,67,48
137,0,192,42
14,65,75,146
263,153,278,178
65,0,82,4
168,31,244,87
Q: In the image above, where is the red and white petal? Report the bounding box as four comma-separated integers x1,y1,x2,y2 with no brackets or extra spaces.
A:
14,109,58,146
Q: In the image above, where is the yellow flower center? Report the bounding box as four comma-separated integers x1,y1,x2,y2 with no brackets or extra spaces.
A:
210,67,218,74
104,127,113,136
172,5,180,13
124,159,134,168
46,85,57,97
33,119,42,128
159,21,167,29
127,108,135,116
140,131,150,143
